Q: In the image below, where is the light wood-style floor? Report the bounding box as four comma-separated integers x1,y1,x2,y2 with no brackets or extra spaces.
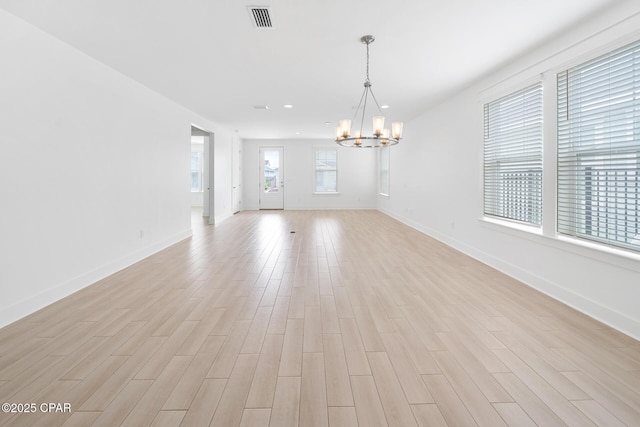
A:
1,209,639,427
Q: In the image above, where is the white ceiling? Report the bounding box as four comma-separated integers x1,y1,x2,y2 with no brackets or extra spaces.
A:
0,0,621,139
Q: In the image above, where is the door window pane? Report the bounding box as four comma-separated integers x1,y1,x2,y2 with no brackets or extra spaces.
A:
264,150,280,193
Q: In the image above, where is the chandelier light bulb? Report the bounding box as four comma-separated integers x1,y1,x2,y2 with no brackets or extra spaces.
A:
392,122,404,140
372,116,385,137
339,119,352,138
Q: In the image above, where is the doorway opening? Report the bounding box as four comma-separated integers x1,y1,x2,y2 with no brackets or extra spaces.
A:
191,125,214,226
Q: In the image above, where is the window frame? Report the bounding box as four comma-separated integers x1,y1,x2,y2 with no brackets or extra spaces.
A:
556,38,640,253
313,146,338,194
483,82,544,227
477,32,640,266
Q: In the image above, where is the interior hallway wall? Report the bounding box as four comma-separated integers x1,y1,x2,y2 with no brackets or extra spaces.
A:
0,9,238,328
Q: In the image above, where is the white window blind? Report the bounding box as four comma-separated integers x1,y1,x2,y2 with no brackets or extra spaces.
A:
484,83,543,225
557,39,640,251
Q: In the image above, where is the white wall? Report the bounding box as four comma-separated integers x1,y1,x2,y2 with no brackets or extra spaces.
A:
379,2,640,339
0,10,238,328
242,139,377,210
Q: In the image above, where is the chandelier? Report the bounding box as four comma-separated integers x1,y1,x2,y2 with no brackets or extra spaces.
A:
335,35,403,148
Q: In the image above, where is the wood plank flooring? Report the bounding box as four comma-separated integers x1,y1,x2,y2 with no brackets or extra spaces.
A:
1,209,639,426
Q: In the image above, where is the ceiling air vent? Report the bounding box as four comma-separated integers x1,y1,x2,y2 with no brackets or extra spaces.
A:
248,6,273,29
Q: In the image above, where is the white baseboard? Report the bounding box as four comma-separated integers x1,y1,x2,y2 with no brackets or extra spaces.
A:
378,208,640,341
284,206,376,211
241,205,376,211
0,229,192,329
214,212,234,224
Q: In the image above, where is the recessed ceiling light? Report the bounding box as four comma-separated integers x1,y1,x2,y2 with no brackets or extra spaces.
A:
324,122,332,125
295,132,301,135
284,104,293,109
381,105,390,109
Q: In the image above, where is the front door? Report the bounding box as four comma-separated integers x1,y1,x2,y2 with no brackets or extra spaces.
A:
259,147,284,209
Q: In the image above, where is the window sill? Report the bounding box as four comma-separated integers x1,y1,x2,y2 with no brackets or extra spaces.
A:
555,235,640,266
480,216,543,236
479,216,640,273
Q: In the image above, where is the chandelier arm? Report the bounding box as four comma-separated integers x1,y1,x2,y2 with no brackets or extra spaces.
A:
359,89,369,135
368,87,385,115
351,85,368,124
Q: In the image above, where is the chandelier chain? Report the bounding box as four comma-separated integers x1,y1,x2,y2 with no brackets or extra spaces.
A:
366,41,370,84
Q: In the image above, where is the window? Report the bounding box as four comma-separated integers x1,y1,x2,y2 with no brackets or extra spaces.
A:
191,150,203,192
379,146,390,196
557,39,640,251
314,148,337,193
483,82,543,225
